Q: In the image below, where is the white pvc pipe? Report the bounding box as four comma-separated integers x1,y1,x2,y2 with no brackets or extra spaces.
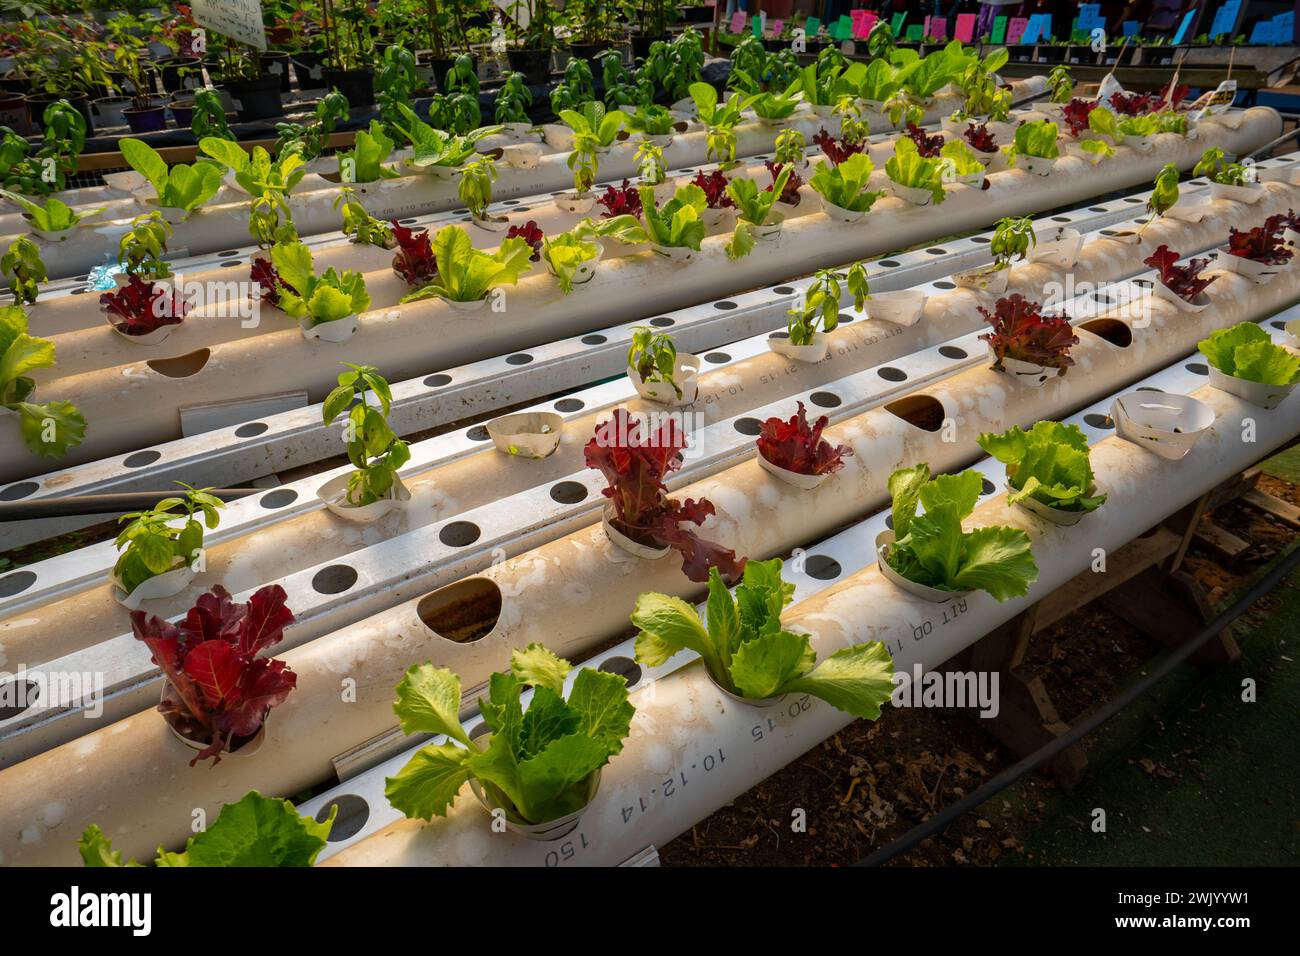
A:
0,259,1292,865
3,107,1278,482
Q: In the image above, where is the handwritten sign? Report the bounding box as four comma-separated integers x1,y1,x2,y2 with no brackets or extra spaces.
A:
805,16,821,37
729,11,746,34
1122,20,1141,37
991,16,1008,43
768,18,782,38
1274,11,1295,44
834,14,853,40
891,12,906,34
905,23,924,41
1172,9,1197,44
929,17,946,40
1007,17,1029,43
1209,0,1242,39
851,9,877,39
1021,13,1051,43
190,0,266,50
954,13,976,43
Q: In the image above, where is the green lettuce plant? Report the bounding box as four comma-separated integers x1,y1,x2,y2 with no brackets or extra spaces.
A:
1,236,47,304
625,104,677,137
639,183,706,251
270,241,371,327
1145,162,1181,227
883,463,1038,601
542,228,602,293
749,80,803,121
402,225,532,303
335,186,394,248
1198,322,1300,386
322,363,410,506
978,421,1106,514
630,558,896,713
0,191,104,234
1006,120,1060,166
724,166,790,259
384,645,635,824
0,304,86,457
939,139,986,179
810,152,881,212
690,81,757,165
457,156,497,220
885,138,946,204
337,122,401,183
80,791,334,867
199,138,307,196
118,139,223,213
392,105,502,170
1193,146,1252,186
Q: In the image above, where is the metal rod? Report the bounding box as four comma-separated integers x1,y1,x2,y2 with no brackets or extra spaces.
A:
0,488,263,521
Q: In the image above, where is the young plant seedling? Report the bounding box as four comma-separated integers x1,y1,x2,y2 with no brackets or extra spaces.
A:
1,236,47,304
113,483,225,600
322,363,410,506
0,304,86,456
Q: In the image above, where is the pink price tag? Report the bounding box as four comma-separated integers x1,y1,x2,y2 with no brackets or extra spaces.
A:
1007,17,1029,43
929,17,946,39
730,11,746,33
954,13,976,42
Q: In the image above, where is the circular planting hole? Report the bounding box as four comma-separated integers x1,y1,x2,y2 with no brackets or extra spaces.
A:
878,367,907,382
704,352,730,364
235,421,268,438
925,247,947,255
318,794,369,842
1136,386,1164,393
1185,362,1209,376
878,259,900,267
772,285,796,295
649,316,675,327
1051,216,1072,222
554,398,584,413
939,345,967,360
549,481,588,504
581,334,607,345
971,235,991,244
734,417,763,436
1123,196,1143,203
439,521,481,547
312,565,357,594
809,391,841,409
220,259,243,268
0,481,39,502
1084,413,1115,430
1088,206,1108,213
0,679,38,720
0,570,37,599
599,655,642,687
217,249,241,257
260,489,298,509
467,425,491,441
123,450,162,468
838,311,854,324
804,554,842,580
505,353,533,366
933,280,956,290
424,373,452,387
713,301,737,311
398,218,417,225
980,478,996,496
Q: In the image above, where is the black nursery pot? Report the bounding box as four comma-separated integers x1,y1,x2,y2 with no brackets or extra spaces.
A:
220,74,283,121
261,51,292,93
124,104,168,133
506,47,552,85
424,54,478,94
322,67,375,108
26,90,94,134
565,41,607,67
292,50,327,90
630,32,668,60
158,56,202,93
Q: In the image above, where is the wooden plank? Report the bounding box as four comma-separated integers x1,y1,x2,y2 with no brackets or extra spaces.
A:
1241,488,1300,529
1193,518,1251,560
1101,568,1240,665
1032,528,1182,633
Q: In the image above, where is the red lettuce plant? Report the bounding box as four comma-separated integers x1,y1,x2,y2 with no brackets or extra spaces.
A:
1227,214,1294,265
1061,97,1098,137
1109,87,1186,116
765,160,803,205
250,256,294,307
979,294,1079,372
963,121,998,154
690,169,736,210
99,276,188,336
390,221,437,286
757,402,852,476
131,584,297,766
904,122,944,158
1144,244,1217,302
597,179,644,218
584,408,745,584
506,219,544,261
813,128,866,166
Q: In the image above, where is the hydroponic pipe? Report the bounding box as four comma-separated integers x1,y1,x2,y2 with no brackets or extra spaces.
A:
320,360,1300,867
6,185,1295,678
0,262,1291,865
3,107,1279,482
8,83,1045,280
0,488,259,521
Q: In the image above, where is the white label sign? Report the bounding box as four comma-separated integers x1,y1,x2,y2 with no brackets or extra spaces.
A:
190,0,267,51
